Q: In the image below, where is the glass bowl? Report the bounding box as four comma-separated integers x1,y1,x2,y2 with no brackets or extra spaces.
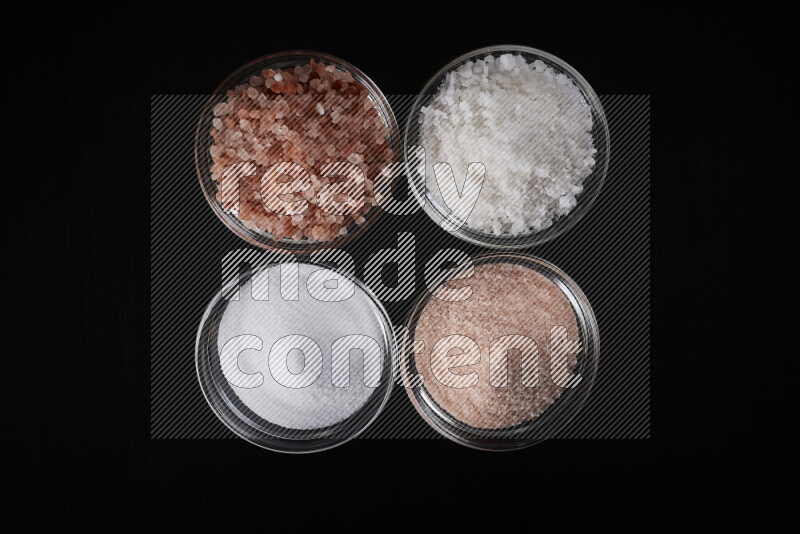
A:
196,260,396,453
403,45,609,249
195,51,400,254
400,252,599,450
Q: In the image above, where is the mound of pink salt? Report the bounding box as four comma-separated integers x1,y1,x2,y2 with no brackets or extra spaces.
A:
413,262,579,429
209,59,393,243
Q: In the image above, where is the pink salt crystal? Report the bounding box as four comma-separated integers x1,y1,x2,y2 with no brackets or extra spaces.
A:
247,87,259,99
250,76,264,87
213,102,229,116
241,219,259,231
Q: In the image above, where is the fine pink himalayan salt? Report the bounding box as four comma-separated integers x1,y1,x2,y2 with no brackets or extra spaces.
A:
413,262,578,429
209,59,393,243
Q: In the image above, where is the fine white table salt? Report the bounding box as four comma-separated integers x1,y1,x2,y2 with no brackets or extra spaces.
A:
216,263,386,430
420,54,596,236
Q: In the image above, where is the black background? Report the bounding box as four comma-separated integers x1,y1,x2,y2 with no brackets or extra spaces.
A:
17,3,791,526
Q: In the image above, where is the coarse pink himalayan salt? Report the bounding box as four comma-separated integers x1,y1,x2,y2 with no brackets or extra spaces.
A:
413,262,579,429
209,59,393,243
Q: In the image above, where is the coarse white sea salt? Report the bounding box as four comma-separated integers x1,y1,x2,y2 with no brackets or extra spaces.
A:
420,54,596,236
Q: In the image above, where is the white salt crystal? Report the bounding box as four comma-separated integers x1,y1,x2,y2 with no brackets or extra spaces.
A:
457,63,474,78
498,53,516,71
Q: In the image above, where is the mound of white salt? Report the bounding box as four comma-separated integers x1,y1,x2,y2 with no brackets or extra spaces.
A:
419,54,596,236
